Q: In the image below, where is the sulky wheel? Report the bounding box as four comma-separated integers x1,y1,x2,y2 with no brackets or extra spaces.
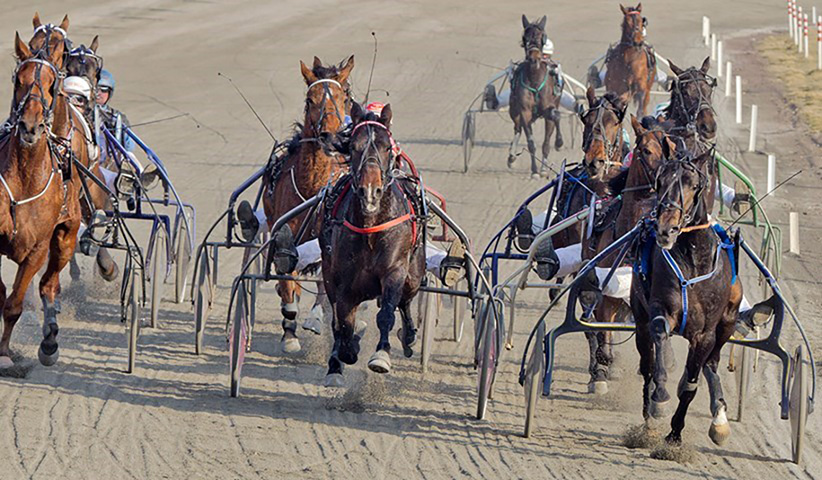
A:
420,274,440,373
476,298,500,420
462,111,475,173
149,227,166,329
193,247,212,355
452,278,467,343
125,266,141,374
789,344,808,464
734,344,754,422
174,213,193,304
229,280,249,398
524,320,546,438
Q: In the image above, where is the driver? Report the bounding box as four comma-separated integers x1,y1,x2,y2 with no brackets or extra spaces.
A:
587,16,670,90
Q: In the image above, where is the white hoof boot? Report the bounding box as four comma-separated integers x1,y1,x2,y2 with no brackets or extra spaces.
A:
649,399,670,419
354,320,367,338
302,305,323,335
588,381,608,395
281,337,301,354
38,347,59,367
367,350,391,374
708,406,731,446
324,373,344,388
0,356,13,369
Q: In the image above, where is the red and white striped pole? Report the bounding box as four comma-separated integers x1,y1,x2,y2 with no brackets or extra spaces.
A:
818,15,821,70
804,13,809,58
790,0,796,39
794,0,800,46
799,6,804,52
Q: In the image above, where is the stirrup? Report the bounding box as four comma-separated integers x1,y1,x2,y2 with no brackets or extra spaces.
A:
735,296,776,338
439,238,466,288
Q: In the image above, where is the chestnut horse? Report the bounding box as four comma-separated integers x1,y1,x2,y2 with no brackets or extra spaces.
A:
0,33,87,368
321,103,425,386
262,56,353,353
603,3,656,117
508,15,563,177
631,149,741,447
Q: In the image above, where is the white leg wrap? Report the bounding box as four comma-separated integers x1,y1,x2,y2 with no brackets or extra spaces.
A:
559,91,577,111
595,266,633,300
294,239,322,272
712,405,728,425
555,243,582,278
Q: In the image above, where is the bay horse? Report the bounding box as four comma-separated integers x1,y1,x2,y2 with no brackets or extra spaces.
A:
321,102,425,386
631,148,742,447
0,33,87,369
508,15,563,178
262,55,353,353
603,3,656,117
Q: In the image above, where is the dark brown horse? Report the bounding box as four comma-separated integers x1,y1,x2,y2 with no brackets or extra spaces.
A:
664,58,717,144
321,103,425,386
508,15,563,178
261,56,353,353
603,3,656,117
0,33,87,368
631,150,741,447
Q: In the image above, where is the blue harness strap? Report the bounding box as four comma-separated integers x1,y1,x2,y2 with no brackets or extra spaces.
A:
711,223,737,285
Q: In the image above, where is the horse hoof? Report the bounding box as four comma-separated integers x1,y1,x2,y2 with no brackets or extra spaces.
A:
354,320,367,339
38,346,59,366
302,317,322,335
0,356,13,369
709,409,731,446
324,373,345,388
281,337,301,354
397,328,417,358
588,380,608,395
530,173,540,180
507,155,516,167
649,399,670,419
99,261,119,282
367,350,391,374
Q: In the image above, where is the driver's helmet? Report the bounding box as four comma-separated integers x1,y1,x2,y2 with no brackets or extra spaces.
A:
365,102,385,115
98,69,116,94
542,39,554,56
63,76,92,108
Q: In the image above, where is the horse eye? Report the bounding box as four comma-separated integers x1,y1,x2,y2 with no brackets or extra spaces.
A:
643,148,652,156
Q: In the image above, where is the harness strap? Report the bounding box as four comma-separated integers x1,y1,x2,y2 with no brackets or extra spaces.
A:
520,68,550,95
332,178,418,241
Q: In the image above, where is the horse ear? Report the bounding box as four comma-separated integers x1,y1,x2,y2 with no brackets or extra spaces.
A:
313,56,322,69
537,15,547,30
33,12,42,29
619,4,628,14
15,32,32,61
337,55,355,84
668,59,683,77
379,104,393,129
636,3,642,12
350,102,365,126
616,92,630,120
663,136,676,159
522,15,529,29
90,35,99,53
59,15,70,32
630,114,644,136
586,86,597,108
700,56,711,73
300,60,317,85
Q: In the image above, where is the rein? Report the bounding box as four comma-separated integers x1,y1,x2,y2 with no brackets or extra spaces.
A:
581,97,625,172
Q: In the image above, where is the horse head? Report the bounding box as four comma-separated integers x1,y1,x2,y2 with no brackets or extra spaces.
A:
520,15,547,62
12,32,63,146
619,3,644,45
629,114,676,190
652,149,711,249
300,55,354,146
28,13,70,70
349,102,394,215
65,36,102,90
668,58,717,142
580,86,628,180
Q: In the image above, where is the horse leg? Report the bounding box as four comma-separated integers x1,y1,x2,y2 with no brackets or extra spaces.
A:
648,315,673,418
667,332,715,445
398,301,416,358
0,247,49,365
541,115,554,175
508,124,521,167
585,331,607,394
552,108,564,150
0,274,8,368
302,281,326,335
634,315,656,422
277,279,301,353
96,247,119,282
367,268,406,374
524,123,538,176
325,296,359,387
701,310,737,445
38,224,79,366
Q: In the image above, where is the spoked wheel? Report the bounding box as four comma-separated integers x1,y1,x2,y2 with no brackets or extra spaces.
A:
789,344,809,464
194,247,212,355
473,266,492,366
452,278,467,343
229,280,249,398
125,266,141,374
419,274,440,373
149,227,166,329
524,320,546,438
174,214,193,304
462,111,475,173
734,344,754,422
476,298,500,420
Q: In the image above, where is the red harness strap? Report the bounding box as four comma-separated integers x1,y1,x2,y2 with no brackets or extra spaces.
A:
332,178,418,240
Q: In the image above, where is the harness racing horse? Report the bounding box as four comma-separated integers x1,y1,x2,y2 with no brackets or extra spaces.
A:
0,34,87,369
321,103,425,386
262,56,353,353
508,15,563,177
631,149,742,447
603,3,656,117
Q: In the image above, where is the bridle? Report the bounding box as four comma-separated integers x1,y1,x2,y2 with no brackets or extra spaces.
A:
66,45,103,82
303,78,346,140
350,120,395,189
621,10,645,45
10,57,64,134
580,96,626,172
669,69,716,138
653,155,709,228
30,23,71,65
623,127,673,194
522,25,545,56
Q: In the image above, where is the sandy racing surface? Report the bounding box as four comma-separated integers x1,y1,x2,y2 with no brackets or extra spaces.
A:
0,0,820,478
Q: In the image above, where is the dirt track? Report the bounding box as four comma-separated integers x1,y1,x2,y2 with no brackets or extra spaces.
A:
0,1,819,478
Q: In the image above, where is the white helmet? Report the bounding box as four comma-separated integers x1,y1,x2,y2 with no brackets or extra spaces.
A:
63,76,92,102
542,38,554,56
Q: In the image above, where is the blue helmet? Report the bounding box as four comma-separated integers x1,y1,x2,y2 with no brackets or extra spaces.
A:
98,69,116,91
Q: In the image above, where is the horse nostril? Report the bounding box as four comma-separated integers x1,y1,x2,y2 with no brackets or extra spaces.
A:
357,186,366,197
374,187,383,196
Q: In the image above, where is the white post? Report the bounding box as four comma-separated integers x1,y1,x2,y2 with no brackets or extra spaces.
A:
799,6,804,52
767,154,776,193
748,105,758,152
789,212,801,255
703,16,709,44
804,13,809,58
711,33,717,61
704,17,711,46
717,41,724,77
725,62,733,96
735,75,742,124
